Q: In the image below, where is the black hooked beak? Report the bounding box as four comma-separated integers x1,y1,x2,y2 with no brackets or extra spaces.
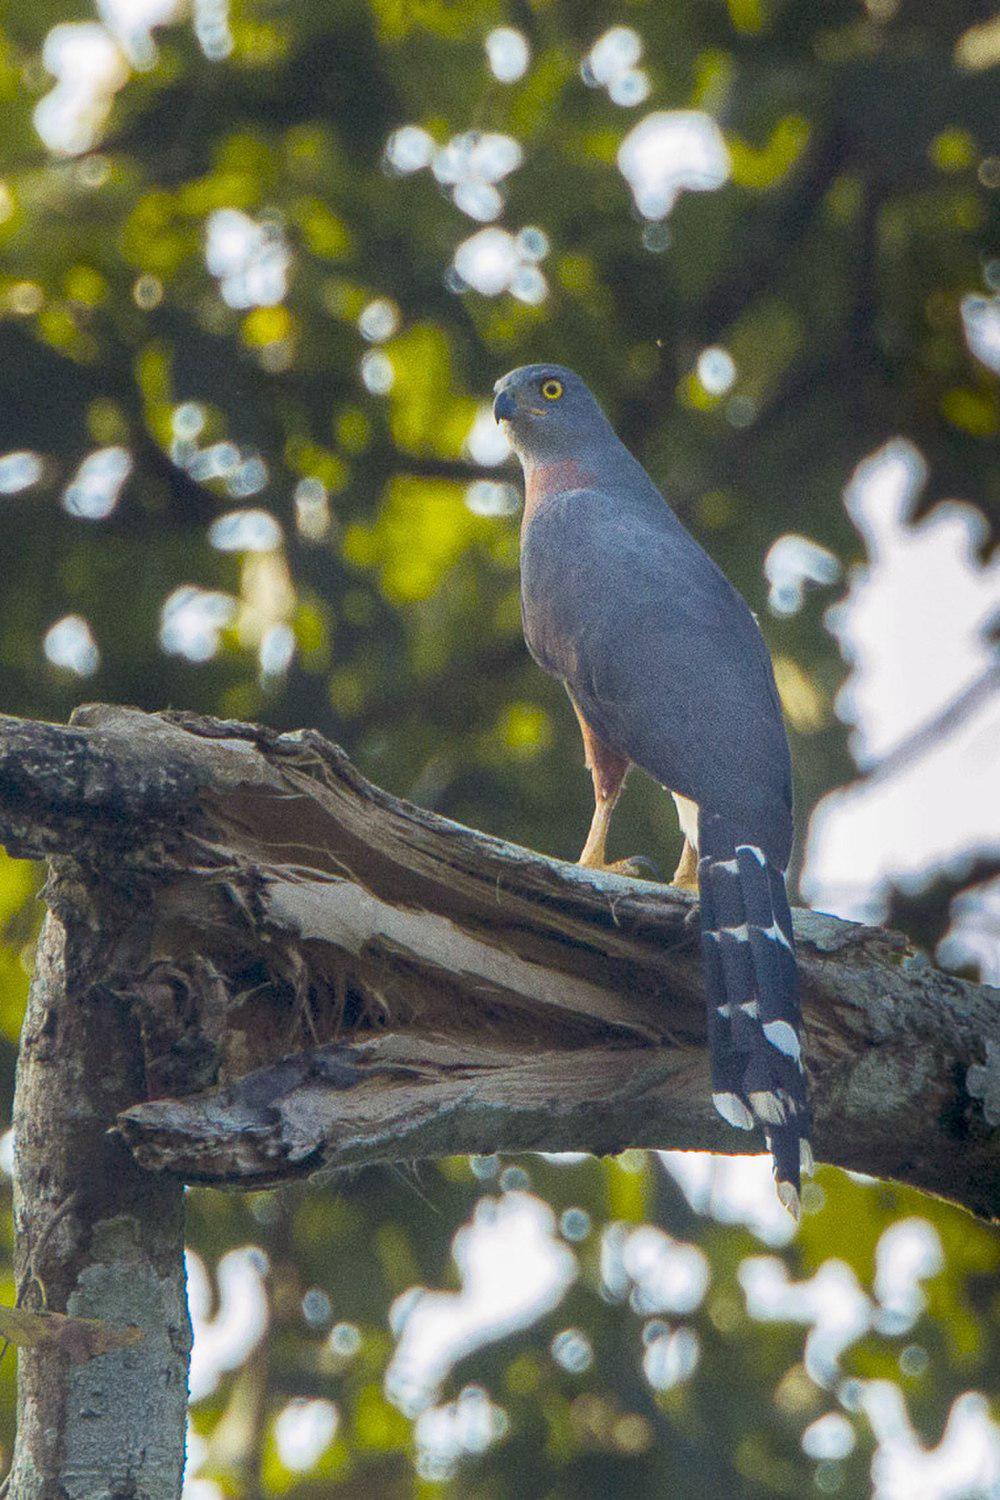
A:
493,388,517,423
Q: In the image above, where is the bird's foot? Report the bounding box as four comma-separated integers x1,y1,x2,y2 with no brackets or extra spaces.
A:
578,854,662,881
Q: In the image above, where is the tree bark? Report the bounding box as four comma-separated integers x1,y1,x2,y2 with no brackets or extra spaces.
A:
0,691,995,1370
9,895,190,1497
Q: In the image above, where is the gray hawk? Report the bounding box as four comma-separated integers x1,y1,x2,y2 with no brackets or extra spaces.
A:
494,363,812,1215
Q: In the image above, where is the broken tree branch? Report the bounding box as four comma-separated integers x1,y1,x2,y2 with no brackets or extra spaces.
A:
0,705,996,1230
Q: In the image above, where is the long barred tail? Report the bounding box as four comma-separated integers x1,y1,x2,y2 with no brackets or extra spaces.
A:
697,812,812,1216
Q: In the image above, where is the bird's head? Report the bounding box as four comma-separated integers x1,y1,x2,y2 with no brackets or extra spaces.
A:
493,364,614,463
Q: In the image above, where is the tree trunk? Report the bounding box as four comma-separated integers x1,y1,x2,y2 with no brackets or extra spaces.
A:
10,894,190,1498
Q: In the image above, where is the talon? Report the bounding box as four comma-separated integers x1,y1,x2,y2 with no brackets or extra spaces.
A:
578,853,660,880
610,855,661,881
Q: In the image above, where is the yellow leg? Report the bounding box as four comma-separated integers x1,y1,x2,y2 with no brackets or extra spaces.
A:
670,793,700,892
671,837,699,892
579,796,615,868
569,695,649,877
578,793,652,876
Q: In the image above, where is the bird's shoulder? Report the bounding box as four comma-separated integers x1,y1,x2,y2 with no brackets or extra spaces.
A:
521,481,753,633
521,481,674,571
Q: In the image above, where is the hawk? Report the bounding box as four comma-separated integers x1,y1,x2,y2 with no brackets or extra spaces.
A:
494,363,811,1215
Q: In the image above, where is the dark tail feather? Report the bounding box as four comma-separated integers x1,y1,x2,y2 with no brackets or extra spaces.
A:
697,813,812,1215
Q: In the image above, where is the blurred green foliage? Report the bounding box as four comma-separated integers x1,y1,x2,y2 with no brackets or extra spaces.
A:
0,0,997,1493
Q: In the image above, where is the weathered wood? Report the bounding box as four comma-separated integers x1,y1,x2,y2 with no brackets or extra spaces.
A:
0,704,997,1237
114,908,998,1219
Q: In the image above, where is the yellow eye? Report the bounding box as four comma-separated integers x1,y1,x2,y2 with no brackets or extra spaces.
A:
541,378,563,401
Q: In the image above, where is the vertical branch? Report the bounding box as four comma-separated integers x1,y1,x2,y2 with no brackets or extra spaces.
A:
9,891,190,1498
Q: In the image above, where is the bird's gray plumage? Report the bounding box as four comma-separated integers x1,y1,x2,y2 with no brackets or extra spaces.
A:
496,362,810,1208
521,487,793,865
